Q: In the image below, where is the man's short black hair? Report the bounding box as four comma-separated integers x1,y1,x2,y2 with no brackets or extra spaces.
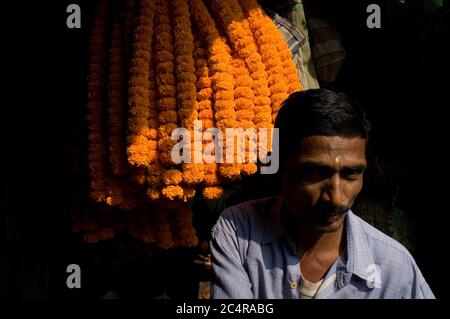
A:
274,89,371,170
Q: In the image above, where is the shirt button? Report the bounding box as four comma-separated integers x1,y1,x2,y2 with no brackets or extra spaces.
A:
290,282,297,289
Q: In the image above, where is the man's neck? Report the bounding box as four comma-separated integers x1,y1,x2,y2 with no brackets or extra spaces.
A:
281,205,345,257
296,223,345,257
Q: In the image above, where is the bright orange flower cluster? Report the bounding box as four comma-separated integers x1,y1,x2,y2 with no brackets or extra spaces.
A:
145,3,163,200
193,31,224,199
153,0,184,201
83,0,302,248
127,0,155,168
192,0,241,182
232,56,258,176
212,0,274,153
172,0,204,199
238,0,291,121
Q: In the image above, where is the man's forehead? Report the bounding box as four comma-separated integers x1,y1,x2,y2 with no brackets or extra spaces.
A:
287,135,367,168
296,135,367,155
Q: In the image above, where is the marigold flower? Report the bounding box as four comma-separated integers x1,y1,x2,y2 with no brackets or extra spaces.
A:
163,169,183,185
202,186,224,200
158,110,178,124
147,188,161,201
161,185,184,200
197,100,212,110
182,163,205,185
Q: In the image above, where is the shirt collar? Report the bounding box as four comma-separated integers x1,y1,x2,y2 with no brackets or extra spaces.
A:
261,197,376,283
344,210,376,282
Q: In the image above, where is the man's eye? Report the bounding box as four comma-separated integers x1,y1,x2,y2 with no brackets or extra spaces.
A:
342,170,363,180
295,169,328,182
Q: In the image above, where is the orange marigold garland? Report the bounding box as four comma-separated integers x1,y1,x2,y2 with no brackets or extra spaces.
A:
193,29,224,199
172,0,204,193
231,55,258,175
227,0,257,175
209,0,274,158
87,0,109,202
238,0,291,121
238,0,302,95
146,51,159,165
192,0,240,182
154,0,184,201
145,12,162,200
108,13,127,177
127,0,155,167
83,0,307,248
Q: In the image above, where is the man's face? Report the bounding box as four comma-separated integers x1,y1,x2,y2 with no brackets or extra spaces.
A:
281,135,367,233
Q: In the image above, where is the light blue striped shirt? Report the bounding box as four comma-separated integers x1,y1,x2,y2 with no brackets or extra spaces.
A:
210,197,435,299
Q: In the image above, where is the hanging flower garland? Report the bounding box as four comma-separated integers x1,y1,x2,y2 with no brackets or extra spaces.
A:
172,0,204,197
239,1,302,95
86,0,109,202
209,0,273,159
192,0,241,182
154,0,184,201
226,0,258,175
237,0,291,121
127,0,156,168
103,6,130,209
144,10,162,201
83,0,304,247
146,61,159,165
193,31,224,199
108,13,127,177
231,56,258,175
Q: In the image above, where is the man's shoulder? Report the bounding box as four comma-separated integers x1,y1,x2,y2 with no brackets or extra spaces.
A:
350,211,416,265
350,211,434,298
212,197,278,240
221,197,275,218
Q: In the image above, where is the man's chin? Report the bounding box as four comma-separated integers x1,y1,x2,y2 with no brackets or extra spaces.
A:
314,213,347,232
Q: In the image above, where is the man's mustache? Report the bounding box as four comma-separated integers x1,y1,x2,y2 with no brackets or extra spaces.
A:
313,205,349,217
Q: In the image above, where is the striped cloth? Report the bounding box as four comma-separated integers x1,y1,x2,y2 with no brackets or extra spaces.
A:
270,10,306,56
307,16,346,86
267,0,346,87
266,1,320,89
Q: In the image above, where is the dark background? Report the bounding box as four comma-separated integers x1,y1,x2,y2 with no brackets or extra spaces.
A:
1,0,449,299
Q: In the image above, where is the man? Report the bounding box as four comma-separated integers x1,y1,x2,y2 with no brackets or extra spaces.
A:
210,89,435,299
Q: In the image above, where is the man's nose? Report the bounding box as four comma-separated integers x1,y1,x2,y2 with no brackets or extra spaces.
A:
322,174,346,207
